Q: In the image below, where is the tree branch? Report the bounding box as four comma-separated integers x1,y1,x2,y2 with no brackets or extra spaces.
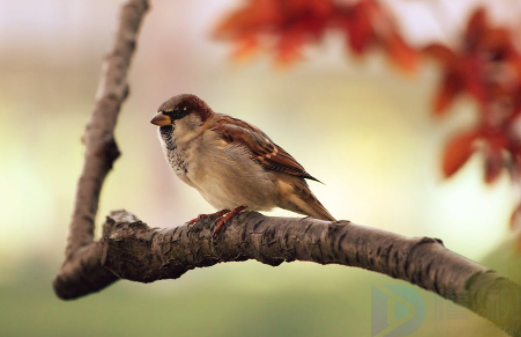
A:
53,0,149,298
53,1,521,336
99,210,519,337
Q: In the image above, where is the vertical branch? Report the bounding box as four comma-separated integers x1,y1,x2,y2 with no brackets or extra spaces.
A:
54,0,149,299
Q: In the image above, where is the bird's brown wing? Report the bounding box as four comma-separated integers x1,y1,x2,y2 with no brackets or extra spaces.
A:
211,115,321,182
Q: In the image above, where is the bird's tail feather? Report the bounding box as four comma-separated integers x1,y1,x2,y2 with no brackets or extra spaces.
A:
301,196,336,221
280,179,336,222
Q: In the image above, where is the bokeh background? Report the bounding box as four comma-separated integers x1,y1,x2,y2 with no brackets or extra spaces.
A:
1,0,520,336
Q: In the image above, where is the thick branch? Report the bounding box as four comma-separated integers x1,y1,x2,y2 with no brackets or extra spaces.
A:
99,211,521,337
54,0,149,298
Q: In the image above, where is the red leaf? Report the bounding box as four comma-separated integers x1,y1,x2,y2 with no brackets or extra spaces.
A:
442,131,478,178
434,71,463,115
276,30,306,65
286,0,334,17
214,0,281,38
383,33,418,73
423,44,457,65
510,204,521,231
231,36,260,61
482,27,511,51
462,58,487,104
465,7,487,51
483,136,507,184
484,148,504,184
342,2,375,55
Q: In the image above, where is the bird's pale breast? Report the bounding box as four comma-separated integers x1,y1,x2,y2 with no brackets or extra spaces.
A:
160,126,278,211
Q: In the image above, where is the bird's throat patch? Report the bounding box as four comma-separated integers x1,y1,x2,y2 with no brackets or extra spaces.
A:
160,125,173,135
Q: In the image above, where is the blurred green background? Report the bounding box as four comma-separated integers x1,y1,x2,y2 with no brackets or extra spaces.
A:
1,0,520,336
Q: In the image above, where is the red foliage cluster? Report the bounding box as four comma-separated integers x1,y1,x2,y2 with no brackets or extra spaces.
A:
427,9,521,183
214,0,418,70
215,2,521,236
425,9,521,232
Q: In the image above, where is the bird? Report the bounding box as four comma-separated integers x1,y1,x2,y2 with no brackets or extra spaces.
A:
150,94,335,234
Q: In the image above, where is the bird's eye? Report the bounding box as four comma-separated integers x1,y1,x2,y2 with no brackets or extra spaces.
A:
163,108,188,120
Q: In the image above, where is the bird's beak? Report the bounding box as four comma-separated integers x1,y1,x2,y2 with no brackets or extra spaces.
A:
150,112,171,126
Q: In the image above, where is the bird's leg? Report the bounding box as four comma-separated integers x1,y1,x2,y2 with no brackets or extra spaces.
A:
187,209,230,228
213,205,247,236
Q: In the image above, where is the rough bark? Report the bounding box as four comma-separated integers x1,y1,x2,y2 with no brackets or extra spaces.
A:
96,211,521,336
54,0,521,336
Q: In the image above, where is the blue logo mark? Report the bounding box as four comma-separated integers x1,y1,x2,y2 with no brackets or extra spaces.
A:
371,285,426,337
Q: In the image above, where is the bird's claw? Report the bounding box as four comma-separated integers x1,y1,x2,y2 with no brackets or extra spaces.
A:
187,209,230,232
213,205,247,236
186,215,205,232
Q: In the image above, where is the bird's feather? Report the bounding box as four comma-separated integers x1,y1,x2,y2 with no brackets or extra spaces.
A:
211,115,321,182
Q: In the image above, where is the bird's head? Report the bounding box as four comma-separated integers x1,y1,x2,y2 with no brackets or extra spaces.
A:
150,94,212,131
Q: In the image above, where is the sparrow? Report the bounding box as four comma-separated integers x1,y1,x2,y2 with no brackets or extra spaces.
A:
150,94,335,234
